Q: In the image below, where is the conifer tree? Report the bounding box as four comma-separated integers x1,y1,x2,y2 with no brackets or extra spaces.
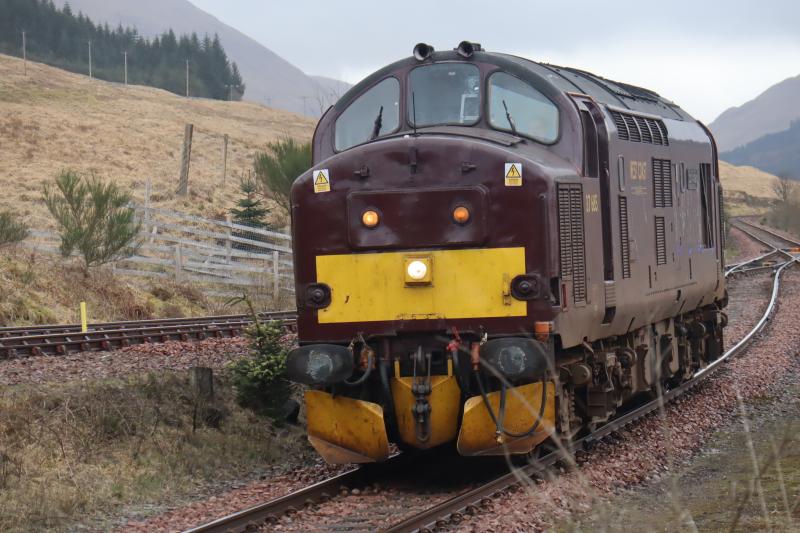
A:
0,0,244,101
230,175,269,228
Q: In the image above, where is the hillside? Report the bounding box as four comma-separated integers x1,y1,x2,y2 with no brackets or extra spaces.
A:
0,52,780,228
51,0,351,116
0,53,315,229
721,120,800,180
709,74,800,152
718,160,779,215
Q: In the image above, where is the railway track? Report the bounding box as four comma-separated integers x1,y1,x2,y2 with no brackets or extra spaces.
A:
0,311,296,358
725,219,800,277
733,218,800,250
182,224,799,533
725,218,797,272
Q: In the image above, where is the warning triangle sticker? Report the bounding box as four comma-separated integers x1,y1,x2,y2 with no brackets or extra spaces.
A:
313,169,331,193
504,162,522,186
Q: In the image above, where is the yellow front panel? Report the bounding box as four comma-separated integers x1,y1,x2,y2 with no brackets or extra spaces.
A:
316,247,527,323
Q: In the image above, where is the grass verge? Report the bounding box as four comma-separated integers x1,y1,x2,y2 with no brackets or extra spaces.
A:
0,370,313,532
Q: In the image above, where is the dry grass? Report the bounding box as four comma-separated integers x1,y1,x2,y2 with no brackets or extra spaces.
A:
0,53,314,230
0,371,312,532
720,160,781,216
0,246,221,325
719,160,780,200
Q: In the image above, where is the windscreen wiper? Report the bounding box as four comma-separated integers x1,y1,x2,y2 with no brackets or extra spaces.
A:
502,99,518,135
370,105,384,140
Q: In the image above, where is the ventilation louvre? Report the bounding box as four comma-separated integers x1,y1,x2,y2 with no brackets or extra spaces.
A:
619,196,631,279
655,216,667,266
610,110,669,146
652,158,673,208
557,184,587,304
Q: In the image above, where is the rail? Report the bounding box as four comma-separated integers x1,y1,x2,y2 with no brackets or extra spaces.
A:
182,454,412,533
0,311,296,358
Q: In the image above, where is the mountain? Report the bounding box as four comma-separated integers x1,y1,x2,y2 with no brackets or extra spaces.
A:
709,74,800,152
721,120,800,180
51,0,350,116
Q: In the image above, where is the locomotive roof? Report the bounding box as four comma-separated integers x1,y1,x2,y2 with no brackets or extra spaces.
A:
336,49,694,123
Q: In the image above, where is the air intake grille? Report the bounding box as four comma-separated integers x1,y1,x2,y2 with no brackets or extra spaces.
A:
655,216,667,266
652,158,673,208
619,196,631,278
610,110,669,146
557,184,587,303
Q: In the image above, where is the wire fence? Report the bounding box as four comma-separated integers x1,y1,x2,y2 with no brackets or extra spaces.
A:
22,204,295,301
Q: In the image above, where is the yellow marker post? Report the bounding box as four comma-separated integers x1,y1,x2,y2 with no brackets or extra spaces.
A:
80,301,88,333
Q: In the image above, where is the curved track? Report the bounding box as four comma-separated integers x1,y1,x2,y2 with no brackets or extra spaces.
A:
0,311,296,358
733,218,800,250
182,222,798,533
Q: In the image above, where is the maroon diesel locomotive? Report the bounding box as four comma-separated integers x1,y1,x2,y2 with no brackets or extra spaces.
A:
286,42,726,463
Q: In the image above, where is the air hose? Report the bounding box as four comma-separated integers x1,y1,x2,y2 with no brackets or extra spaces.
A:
475,369,548,439
343,352,374,386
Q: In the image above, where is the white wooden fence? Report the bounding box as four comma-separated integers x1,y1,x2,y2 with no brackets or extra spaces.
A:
23,205,295,299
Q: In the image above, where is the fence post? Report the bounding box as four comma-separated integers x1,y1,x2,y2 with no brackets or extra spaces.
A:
174,244,183,281
177,124,194,196
225,214,233,266
272,250,280,300
221,134,228,187
143,178,152,233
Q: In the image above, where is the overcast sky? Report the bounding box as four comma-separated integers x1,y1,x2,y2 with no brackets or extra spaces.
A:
188,0,800,122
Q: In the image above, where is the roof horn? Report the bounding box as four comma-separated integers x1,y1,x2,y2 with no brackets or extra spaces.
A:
413,43,434,61
456,41,482,58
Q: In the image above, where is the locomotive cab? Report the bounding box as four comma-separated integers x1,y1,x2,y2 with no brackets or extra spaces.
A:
286,42,727,463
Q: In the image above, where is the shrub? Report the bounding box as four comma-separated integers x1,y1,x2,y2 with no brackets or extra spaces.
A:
253,137,311,215
228,318,293,419
43,171,141,273
0,210,29,247
230,174,269,228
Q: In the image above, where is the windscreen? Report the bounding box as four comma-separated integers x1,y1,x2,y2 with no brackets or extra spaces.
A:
489,71,559,143
335,77,400,151
408,63,481,127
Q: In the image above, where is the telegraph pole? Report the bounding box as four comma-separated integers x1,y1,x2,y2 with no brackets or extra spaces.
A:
123,51,128,85
21,31,26,75
88,40,92,78
185,59,189,97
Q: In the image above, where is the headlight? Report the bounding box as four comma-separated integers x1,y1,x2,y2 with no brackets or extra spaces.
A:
361,210,380,228
407,260,428,280
404,256,432,285
452,206,470,224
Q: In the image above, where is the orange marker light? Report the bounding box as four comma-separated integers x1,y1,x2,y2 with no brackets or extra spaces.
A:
362,210,380,228
453,206,470,224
